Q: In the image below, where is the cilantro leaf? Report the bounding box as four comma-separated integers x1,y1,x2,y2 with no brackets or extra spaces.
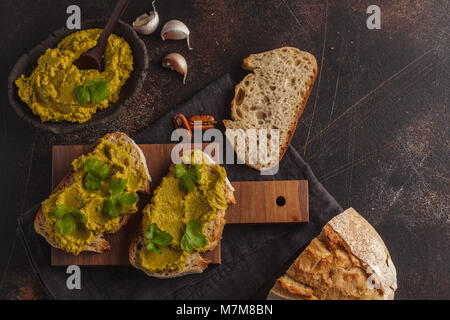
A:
174,164,188,178
97,165,111,179
49,205,86,236
74,85,90,105
103,197,122,218
174,164,202,192
109,178,128,197
144,228,154,240
152,230,173,247
84,158,111,179
72,210,87,223
146,242,161,255
188,165,201,182
180,233,194,252
56,214,76,236
144,223,173,254
87,78,110,104
180,220,208,252
117,193,139,206
73,78,110,105
102,178,139,218
49,204,69,218
84,158,101,171
84,172,102,190
180,174,196,191
83,158,111,190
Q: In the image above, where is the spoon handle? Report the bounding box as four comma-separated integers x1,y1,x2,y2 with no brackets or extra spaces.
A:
97,0,131,52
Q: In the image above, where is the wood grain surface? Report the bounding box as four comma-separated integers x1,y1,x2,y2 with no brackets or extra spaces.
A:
226,180,308,224
50,144,308,266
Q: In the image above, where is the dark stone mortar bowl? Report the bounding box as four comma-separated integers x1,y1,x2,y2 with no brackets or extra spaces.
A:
7,19,148,135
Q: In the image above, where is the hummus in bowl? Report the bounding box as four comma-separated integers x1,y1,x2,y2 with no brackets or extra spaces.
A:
8,20,148,134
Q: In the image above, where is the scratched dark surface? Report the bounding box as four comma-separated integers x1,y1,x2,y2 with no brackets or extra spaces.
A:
0,0,448,300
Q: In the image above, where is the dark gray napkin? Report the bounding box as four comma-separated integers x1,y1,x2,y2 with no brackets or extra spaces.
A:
17,74,342,299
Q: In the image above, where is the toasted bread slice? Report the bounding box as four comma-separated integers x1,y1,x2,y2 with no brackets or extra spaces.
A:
223,47,317,171
129,151,235,278
34,132,151,254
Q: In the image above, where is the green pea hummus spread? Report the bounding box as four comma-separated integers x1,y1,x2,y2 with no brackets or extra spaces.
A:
140,156,229,272
41,139,148,255
15,29,133,123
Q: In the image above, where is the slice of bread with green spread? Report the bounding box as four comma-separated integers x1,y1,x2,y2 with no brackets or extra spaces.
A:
34,132,151,255
223,47,317,170
129,150,235,278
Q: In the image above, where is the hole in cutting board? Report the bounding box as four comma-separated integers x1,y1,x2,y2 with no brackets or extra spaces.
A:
276,196,286,207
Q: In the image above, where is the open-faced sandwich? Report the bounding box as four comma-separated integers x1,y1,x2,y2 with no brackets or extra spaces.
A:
35,132,151,255
130,150,235,278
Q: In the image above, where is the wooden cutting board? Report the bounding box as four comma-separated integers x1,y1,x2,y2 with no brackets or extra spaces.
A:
50,144,308,266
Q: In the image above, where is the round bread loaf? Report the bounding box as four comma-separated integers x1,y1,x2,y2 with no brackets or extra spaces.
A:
268,208,397,300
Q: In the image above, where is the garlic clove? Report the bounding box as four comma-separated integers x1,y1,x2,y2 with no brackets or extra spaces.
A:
161,20,193,50
162,53,188,84
133,1,159,35
133,13,151,27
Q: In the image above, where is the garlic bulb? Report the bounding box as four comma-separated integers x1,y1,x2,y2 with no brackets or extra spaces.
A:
162,53,188,84
133,1,159,35
161,20,192,50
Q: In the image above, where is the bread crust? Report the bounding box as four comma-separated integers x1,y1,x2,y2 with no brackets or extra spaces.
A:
34,132,151,254
224,47,318,171
267,276,319,300
268,208,397,300
129,153,235,278
326,208,397,299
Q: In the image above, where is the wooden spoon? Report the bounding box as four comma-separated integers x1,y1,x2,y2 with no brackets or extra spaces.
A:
73,0,131,70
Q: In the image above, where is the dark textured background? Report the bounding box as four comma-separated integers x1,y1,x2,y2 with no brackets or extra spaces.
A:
0,0,448,299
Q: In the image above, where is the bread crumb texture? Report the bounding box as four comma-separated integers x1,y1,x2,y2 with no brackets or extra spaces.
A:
224,47,317,170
